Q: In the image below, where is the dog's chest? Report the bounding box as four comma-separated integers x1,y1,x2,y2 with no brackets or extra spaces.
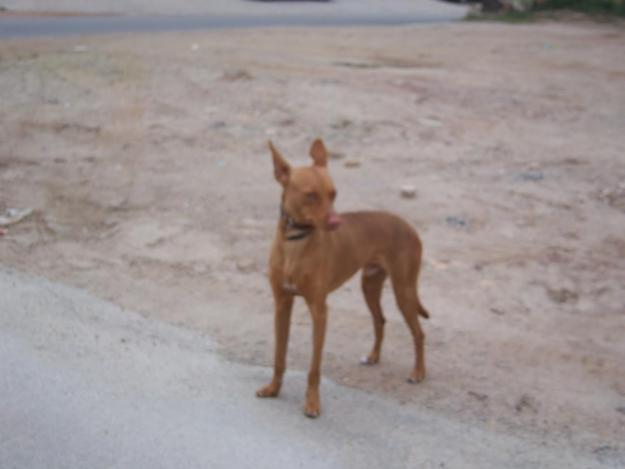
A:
279,249,320,296
281,257,303,294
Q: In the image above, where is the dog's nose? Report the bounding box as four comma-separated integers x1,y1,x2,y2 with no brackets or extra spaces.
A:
326,212,343,230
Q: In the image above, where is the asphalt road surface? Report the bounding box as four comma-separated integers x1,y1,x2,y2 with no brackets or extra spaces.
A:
0,0,469,38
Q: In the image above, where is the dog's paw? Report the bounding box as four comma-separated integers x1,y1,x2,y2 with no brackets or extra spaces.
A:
304,392,321,418
359,354,380,366
256,383,280,398
304,402,321,419
406,369,425,384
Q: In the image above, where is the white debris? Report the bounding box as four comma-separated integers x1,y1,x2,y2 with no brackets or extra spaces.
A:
0,208,34,227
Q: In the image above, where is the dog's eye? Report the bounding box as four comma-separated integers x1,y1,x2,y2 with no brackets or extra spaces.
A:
305,192,319,204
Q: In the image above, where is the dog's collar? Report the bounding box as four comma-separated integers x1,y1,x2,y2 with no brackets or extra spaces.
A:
280,207,314,241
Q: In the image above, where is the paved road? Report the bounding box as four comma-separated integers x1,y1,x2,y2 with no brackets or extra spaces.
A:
0,0,469,38
0,268,608,468
0,13,463,38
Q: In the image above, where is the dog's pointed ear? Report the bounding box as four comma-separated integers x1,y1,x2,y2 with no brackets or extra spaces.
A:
309,138,328,167
269,140,290,186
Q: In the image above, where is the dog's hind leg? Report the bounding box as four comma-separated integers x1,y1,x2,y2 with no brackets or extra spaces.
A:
360,265,387,365
390,259,427,383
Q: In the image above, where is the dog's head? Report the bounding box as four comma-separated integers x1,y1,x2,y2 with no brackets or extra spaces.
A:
269,138,342,231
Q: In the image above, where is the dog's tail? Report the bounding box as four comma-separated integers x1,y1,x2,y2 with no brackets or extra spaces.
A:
414,244,430,319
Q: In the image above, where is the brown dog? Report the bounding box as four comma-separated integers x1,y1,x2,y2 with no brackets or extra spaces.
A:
256,138,430,418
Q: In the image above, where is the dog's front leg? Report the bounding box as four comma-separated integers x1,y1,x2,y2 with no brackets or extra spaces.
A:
256,288,294,398
303,297,327,418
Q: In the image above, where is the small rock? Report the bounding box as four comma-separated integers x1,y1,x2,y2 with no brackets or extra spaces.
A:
331,118,353,129
546,287,579,304
597,184,625,211
616,406,625,415
516,170,544,182
490,307,505,316
419,116,443,128
515,394,538,413
240,218,261,229
428,258,449,271
344,159,361,168
222,69,253,81
328,151,345,160
445,215,468,229
468,391,489,402
400,185,417,199
236,259,256,273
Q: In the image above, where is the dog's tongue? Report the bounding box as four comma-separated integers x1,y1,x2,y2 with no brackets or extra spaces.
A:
326,212,343,230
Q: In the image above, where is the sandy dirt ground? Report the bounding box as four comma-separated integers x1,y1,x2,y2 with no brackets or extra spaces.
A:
1,21,624,465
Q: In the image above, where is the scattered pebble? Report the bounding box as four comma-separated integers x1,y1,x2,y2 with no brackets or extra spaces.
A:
329,151,345,160
222,69,253,81
236,259,256,273
468,391,489,402
400,185,417,199
546,287,579,304
419,116,443,128
516,170,544,182
331,118,353,129
515,394,538,413
344,159,361,168
597,183,625,211
240,218,261,229
445,215,468,229
428,258,449,270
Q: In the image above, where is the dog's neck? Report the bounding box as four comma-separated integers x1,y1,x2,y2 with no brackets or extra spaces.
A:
280,206,314,241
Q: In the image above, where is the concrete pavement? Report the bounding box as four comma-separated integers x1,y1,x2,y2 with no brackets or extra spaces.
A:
0,268,608,468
